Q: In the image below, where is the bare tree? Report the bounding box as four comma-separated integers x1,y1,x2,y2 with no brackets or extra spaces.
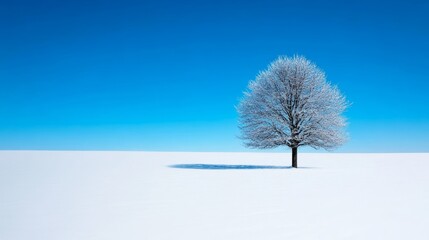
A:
238,56,348,168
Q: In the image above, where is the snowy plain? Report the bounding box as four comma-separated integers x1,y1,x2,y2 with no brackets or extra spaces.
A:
1,151,428,240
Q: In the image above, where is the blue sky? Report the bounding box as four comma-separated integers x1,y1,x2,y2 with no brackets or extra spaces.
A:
1,0,428,152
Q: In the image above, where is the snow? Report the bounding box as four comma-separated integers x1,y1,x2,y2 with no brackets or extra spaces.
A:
1,151,428,240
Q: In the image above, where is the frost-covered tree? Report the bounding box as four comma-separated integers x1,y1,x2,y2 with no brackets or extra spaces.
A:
238,56,348,168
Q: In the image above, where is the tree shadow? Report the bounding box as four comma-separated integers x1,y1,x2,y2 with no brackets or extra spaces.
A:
169,164,294,170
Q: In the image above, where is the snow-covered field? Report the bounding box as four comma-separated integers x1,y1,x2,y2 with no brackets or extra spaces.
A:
1,151,428,240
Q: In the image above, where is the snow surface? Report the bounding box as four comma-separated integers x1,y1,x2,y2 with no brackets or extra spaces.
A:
1,151,428,240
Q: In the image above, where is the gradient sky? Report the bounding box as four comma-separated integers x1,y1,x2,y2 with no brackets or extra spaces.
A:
1,0,428,152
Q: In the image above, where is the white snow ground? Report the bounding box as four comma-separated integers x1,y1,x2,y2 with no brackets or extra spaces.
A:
1,151,428,240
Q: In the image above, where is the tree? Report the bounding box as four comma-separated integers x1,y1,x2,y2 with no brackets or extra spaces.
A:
238,56,348,168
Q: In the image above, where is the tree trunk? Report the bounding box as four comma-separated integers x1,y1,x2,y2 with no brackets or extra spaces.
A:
292,147,298,168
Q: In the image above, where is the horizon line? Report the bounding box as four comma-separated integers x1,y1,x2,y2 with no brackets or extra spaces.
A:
0,150,428,154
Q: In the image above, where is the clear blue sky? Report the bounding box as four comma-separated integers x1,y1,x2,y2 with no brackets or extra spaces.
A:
1,0,428,152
